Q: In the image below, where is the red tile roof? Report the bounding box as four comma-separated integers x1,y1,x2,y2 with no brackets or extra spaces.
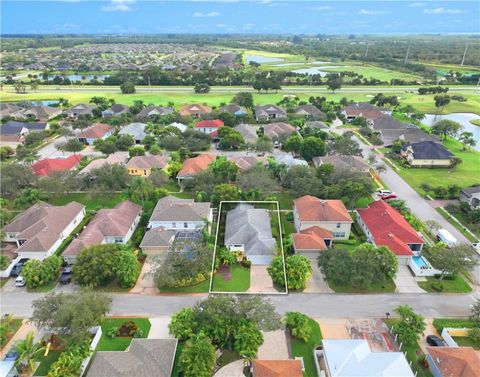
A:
78,123,113,139
31,154,83,176
427,347,480,377
294,195,352,223
195,119,224,128
177,154,215,178
252,360,303,377
357,200,424,256
292,226,332,251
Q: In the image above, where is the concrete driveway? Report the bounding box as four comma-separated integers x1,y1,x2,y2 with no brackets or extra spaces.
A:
130,258,158,295
147,317,173,339
317,318,350,340
213,360,245,377
257,330,290,360
394,265,426,293
247,265,281,293
304,256,333,293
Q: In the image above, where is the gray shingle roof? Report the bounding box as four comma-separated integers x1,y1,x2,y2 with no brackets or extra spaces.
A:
140,227,176,248
402,141,454,160
149,196,211,222
87,339,177,377
118,122,148,141
224,204,276,258
380,128,438,147
234,124,259,144
313,155,369,172
1,121,48,135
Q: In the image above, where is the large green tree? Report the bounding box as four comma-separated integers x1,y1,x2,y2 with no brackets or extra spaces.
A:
299,136,326,161
393,305,426,345
268,255,312,290
73,244,120,287
431,119,462,140
179,332,216,377
423,243,477,279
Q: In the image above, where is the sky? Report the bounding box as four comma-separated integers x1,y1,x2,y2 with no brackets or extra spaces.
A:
1,1,479,35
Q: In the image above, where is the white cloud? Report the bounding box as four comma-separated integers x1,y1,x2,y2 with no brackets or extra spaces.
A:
423,7,463,14
359,9,390,15
101,0,135,12
409,2,425,6
193,11,220,17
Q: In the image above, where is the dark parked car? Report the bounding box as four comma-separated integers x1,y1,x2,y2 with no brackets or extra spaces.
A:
426,335,445,347
9,258,29,277
58,267,72,284
4,349,18,361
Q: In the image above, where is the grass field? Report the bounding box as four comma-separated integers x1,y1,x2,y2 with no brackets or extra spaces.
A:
96,317,151,351
436,207,478,243
0,318,23,349
393,138,480,196
453,336,480,349
50,192,124,210
211,263,250,292
171,343,185,377
418,275,472,293
159,279,210,293
470,118,480,126
290,317,323,377
34,350,62,376
323,64,421,81
329,279,396,293
2,87,479,115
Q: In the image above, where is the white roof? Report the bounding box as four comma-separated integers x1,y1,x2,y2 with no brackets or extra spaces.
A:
275,154,308,167
169,122,187,132
323,339,414,377
0,361,16,377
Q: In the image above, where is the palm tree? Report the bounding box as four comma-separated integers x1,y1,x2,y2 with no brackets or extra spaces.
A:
14,331,45,374
126,177,154,206
374,163,387,175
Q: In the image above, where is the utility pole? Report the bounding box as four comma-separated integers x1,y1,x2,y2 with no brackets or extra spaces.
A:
365,44,369,58
461,42,469,66
148,76,151,92
404,45,410,64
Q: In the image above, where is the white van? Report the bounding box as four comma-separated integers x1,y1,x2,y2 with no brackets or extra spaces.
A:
378,189,392,195
437,228,457,248
15,275,25,287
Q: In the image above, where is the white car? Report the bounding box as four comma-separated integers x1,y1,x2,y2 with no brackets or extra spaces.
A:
377,189,392,195
15,275,26,287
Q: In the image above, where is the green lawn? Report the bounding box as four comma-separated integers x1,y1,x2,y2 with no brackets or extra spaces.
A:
453,336,480,349
211,263,250,292
470,119,480,126
34,350,62,376
275,192,296,210
436,207,478,243
280,212,296,236
290,317,323,377
171,191,196,200
96,317,151,351
217,349,241,367
159,279,210,293
433,318,478,333
394,138,480,197
0,318,23,349
324,64,421,81
171,343,185,377
329,279,396,293
418,275,472,293
27,280,57,293
50,192,124,211
442,205,480,238
355,195,374,208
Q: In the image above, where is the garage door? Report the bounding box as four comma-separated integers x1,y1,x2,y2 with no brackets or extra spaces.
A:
249,255,273,265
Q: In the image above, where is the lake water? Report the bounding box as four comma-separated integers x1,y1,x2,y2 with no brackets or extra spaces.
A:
245,55,284,64
274,61,332,67
424,113,480,151
8,100,60,106
290,66,348,76
48,74,109,81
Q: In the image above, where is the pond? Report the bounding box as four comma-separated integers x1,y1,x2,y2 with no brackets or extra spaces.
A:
290,66,349,76
274,61,332,67
424,113,480,151
245,54,284,64
7,100,60,106
48,74,110,81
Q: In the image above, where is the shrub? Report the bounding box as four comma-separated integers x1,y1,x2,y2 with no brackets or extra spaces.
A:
0,255,10,270
218,247,236,266
285,312,312,341
106,327,118,339
241,258,252,269
285,212,294,222
431,281,444,292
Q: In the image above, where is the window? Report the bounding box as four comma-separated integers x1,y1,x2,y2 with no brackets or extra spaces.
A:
184,222,188,228
336,223,341,228
114,237,123,244
333,232,346,238
172,222,176,228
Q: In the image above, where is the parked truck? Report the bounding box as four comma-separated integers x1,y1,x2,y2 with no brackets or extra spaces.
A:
436,228,457,248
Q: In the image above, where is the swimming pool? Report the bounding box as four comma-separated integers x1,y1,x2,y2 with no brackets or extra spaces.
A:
411,256,428,269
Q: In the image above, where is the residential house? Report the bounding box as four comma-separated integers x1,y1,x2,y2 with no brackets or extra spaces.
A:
356,200,425,264
79,151,129,175
137,105,173,119
234,124,260,144
126,155,168,177
101,104,130,117
63,200,141,264
169,122,187,132
78,123,114,145
224,203,276,265
312,155,370,175
229,156,264,170
148,195,212,230
319,339,414,377
293,195,353,240
139,227,176,255
1,120,49,147
264,122,296,141
370,115,413,132
32,154,83,176
292,226,333,254
118,122,148,144
179,104,212,118
66,103,96,118
2,202,86,260
400,141,454,167
177,154,215,183
0,103,24,118
379,128,438,147
460,185,480,208
275,153,308,168
194,119,224,139
307,120,329,130
426,347,480,377
295,104,325,119
87,339,177,377
342,103,390,122
255,105,287,121
220,103,248,116
252,360,303,377
22,106,61,121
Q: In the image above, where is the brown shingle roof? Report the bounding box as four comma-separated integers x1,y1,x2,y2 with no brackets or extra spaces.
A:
63,201,141,256
252,360,303,377
294,195,352,222
78,123,114,139
427,347,480,377
126,155,168,170
264,122,296,140
229,156,264,170
149,196,210,222
140,227,176,248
